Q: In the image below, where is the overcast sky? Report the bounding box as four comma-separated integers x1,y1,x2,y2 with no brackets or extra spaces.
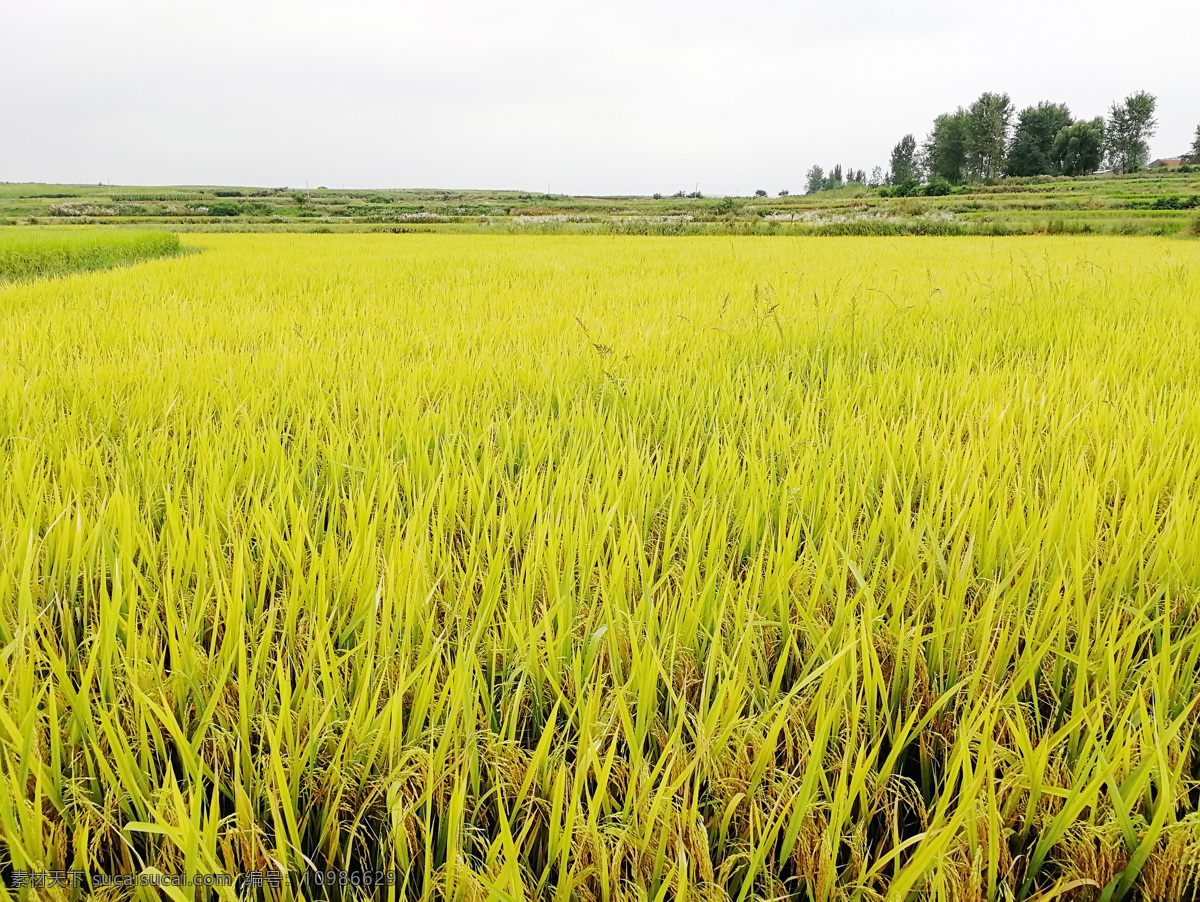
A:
2,0,1197,195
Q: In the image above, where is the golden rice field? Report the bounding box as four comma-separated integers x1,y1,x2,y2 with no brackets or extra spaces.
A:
1,234,1199,901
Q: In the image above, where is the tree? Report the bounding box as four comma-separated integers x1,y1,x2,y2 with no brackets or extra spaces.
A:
868,166,885,187
924,111,969,185
1005,102,1073,176
755,189,767,197
966,92,1014,180
1050,118,1106,176
1184,124,1200,164
1106,91,1158,173
779,189,790,196
828,164,844,189
805,166,825,195
889,135,918,185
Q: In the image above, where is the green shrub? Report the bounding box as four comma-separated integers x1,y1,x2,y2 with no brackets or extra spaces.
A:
1149,195,1200,210
973,220,1013,236
1044,218,1095,235
883,178,921,198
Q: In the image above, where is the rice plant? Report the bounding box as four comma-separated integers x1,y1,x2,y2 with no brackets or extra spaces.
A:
1,235,1198,900
0,229,184,284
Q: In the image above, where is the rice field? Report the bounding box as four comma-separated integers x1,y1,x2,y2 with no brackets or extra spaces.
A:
0,229,184,284
1,234,1199,900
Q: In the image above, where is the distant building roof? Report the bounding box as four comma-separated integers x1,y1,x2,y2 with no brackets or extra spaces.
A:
1149,158,1184,168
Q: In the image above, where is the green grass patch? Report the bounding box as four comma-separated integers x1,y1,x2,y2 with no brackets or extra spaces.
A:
0,229,186,284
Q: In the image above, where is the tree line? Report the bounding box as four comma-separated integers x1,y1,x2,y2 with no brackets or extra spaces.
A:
885,91,1162,189
801,91,1198,195
803,165,873,195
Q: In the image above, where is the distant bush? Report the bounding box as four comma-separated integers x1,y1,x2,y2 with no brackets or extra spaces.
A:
437,205,498,217
923,178,953,197
49,202,119,217
351,204,425,214
881,178,921,198
610,218,691,236
204,203,243,217
115,193,210,202
1044,218,1094,235
49,202,147,217
974,221,1013,236
347,205,427,219
1149,195,1200,210
804,219,966,236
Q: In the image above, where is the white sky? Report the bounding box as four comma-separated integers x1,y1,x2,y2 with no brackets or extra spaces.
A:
2,0,1197,195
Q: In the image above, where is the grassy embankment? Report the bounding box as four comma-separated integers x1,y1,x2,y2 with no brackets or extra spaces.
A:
2,169,1198,236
